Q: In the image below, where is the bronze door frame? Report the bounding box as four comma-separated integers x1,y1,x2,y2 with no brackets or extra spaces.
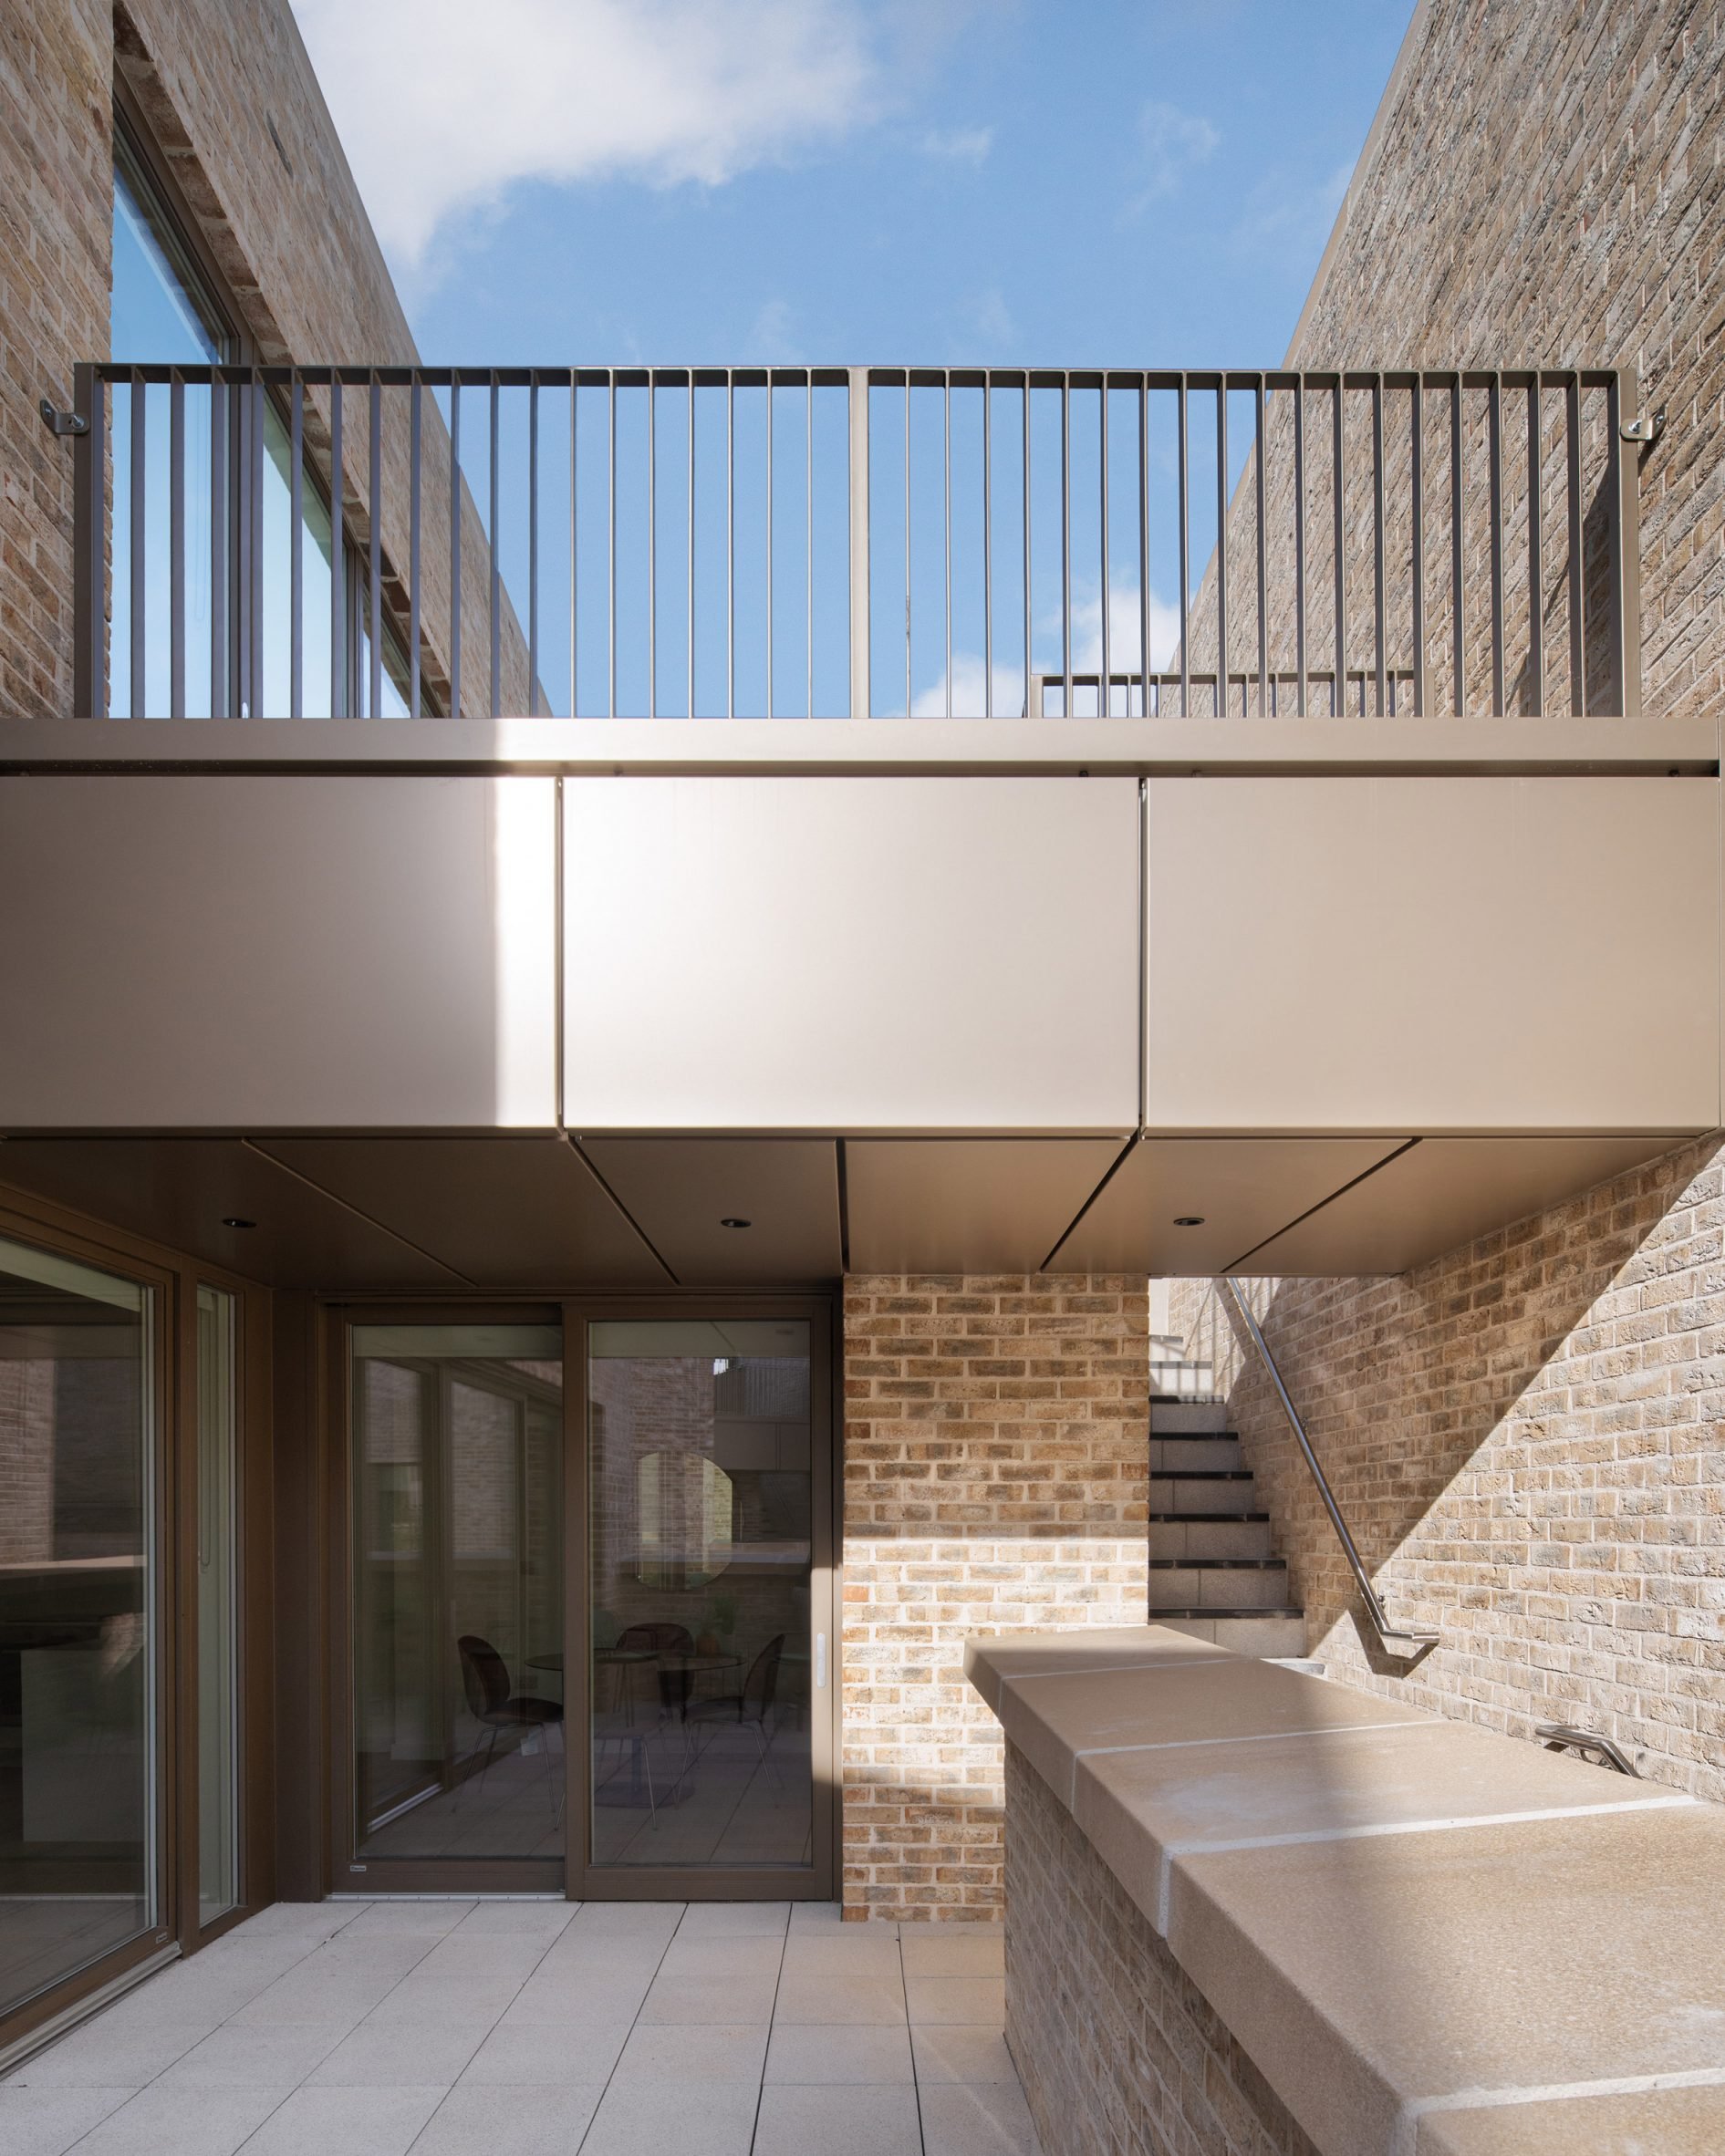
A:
566,1292,838,1904
321,1290,840,1903
0,1185,273,2066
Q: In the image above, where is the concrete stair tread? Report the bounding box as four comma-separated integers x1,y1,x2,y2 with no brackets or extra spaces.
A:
1150,1605,1305,1620
1149,1510,1270,1522
1148,1557,1286,1570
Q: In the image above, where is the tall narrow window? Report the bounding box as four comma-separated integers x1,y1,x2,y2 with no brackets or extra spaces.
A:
195,1287,239,1925
0,1235,156,2020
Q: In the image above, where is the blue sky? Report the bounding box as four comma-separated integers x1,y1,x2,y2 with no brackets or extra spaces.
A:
296,1,1414,369
281,2,1417,718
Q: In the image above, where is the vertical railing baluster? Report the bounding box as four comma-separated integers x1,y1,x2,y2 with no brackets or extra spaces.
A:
728,373,736,719
331,373,346,716
529,376,540,716
73,363,104,716
233,377,248,717
1450,375,1464,715
489,372,502,718
1215,378,1228,718
1565,371,1584,715
1138,376,1149,717
608,371,617,718
1526,372,1543,715
291,375,306,719
648,370,657,719
170,369,185,720
130,370,146,717
1488,370,1504,715
768,374,776,718
211,370,228,717
1410,374,1425,717
247,372,264,719
369,372,383,720
1177,376,1190,719
1294,377,1307,717
1255,374,1268,717
903,376,911,718
1022,378,1032,715
806,373,814,720
1100,377,1111,716
1372,372,1386,718
1607,367,1644,717
577,377,586,715
983,376,993,719
1060,374,1071,716
407,378,420,718
693,374,701,720
1332,378,1346,716
448,376,461,718
944,371,952,719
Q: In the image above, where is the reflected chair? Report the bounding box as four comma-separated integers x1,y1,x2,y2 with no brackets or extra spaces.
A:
455,1633,565,1817
614,1622,694,1719
687,1633,784,1770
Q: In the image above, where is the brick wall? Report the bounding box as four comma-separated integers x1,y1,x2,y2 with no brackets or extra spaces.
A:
1004,1742,1318,2156
1169,1135,1725,1800
841,1274,1149,1922
1182,0,1725,721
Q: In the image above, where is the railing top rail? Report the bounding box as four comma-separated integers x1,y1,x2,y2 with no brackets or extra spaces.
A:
88,360,1631,393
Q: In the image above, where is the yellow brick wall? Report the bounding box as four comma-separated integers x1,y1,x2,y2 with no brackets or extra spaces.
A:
840,1274,1149,1921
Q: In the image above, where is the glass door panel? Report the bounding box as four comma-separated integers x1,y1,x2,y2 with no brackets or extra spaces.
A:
351,1326,563,1869
587,1321,814,1872
0,1236,155,2020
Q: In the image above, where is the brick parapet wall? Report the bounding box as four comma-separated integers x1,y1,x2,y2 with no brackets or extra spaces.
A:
1170,1135,1725,1800
841,1274,1149,1921
1004,1741,1318,2156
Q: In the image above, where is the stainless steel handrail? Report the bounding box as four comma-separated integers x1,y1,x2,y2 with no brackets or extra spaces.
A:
1536,1723,1640,1776
1221,1277,1439,1656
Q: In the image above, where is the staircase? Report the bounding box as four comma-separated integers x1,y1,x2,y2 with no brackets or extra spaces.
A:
1147,1332,1307,1657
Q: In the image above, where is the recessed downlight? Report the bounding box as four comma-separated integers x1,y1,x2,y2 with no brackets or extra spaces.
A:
221,1217,257,1230
1173,1216,1205,1228
720,1217,752,1229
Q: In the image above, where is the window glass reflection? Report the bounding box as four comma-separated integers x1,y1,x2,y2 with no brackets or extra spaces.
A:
0,1236,154,2019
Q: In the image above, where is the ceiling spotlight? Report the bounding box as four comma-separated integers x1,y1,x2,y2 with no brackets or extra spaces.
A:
1173,1216,1205,1228
221,1217,257,1229
720,1217,752,1229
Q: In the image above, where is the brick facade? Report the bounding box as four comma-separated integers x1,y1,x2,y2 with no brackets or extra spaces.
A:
841,1274,1149,1921
1170,1134,1725,1800
1004,1741,1318,2156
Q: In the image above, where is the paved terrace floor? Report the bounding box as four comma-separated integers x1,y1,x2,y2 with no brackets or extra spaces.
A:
1,1900,1040,2156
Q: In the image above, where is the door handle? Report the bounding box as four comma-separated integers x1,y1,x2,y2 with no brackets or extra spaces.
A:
816,1633,826,1688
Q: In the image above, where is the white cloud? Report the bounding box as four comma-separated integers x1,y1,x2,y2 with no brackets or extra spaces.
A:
922,124,992,166
290,0,882,269
1233,159,1354,264
1130,100,1220,212
746,297,802,362
911,583,1181,720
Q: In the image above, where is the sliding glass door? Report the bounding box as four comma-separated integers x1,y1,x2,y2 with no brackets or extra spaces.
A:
348,1324,564,1886
0,1235,159,2023
578,1310,833,1897
341,1300,834,1900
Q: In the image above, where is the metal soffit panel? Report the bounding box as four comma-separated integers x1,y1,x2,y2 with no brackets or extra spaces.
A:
1049,1137,1412,1275
1237,1135,1689,1276
0,1139,464,1289
845,1139,1127,1275
256,1137,671,1288
576,1137,842,1284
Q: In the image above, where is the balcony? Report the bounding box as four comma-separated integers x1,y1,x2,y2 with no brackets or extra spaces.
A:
69,362,1649,723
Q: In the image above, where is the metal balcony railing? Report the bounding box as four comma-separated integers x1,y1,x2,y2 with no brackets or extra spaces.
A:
68,360,1646,721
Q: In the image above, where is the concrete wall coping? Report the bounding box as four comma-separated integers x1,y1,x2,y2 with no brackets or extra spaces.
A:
966,1625,1725,2156
0,716,1715,779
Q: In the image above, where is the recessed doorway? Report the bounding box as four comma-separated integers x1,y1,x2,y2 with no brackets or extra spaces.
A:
332,1298,836,1902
